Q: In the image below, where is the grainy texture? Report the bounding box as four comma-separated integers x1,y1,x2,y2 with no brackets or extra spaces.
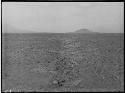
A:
2,33,124,92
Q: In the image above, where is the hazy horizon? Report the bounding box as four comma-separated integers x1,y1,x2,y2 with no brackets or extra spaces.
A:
2,2,124,33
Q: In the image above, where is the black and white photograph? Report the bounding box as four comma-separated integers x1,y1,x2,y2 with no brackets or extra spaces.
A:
1,0,124,2
2,2,124,92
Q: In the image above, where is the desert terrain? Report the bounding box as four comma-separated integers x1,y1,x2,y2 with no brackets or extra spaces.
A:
2,33,124,92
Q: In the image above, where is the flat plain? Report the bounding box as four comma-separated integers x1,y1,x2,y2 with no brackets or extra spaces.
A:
2,33,124,92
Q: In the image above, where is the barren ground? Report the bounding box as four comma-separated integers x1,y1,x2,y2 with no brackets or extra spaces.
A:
2,33,124,92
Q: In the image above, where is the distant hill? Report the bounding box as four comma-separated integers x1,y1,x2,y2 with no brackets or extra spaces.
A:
74,29,93,33
2,24,35,33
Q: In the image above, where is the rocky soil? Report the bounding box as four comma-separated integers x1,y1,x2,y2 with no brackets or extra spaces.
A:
2,33,124,92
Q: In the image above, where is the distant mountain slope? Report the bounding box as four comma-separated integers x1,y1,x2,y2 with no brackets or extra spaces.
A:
2,24,21,33
2,24,34,33
74,28,93,33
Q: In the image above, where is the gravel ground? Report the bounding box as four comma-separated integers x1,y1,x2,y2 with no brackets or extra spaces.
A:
2,33,124,92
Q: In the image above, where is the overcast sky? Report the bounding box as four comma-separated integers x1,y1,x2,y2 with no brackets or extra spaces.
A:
2,2,124,33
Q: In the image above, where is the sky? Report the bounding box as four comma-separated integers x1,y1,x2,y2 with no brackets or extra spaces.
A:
2,2,124,33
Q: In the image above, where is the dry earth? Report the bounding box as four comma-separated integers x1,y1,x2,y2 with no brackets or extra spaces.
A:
2,33,124,92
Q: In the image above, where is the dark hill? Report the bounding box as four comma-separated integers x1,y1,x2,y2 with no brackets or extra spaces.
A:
74,28,93,33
